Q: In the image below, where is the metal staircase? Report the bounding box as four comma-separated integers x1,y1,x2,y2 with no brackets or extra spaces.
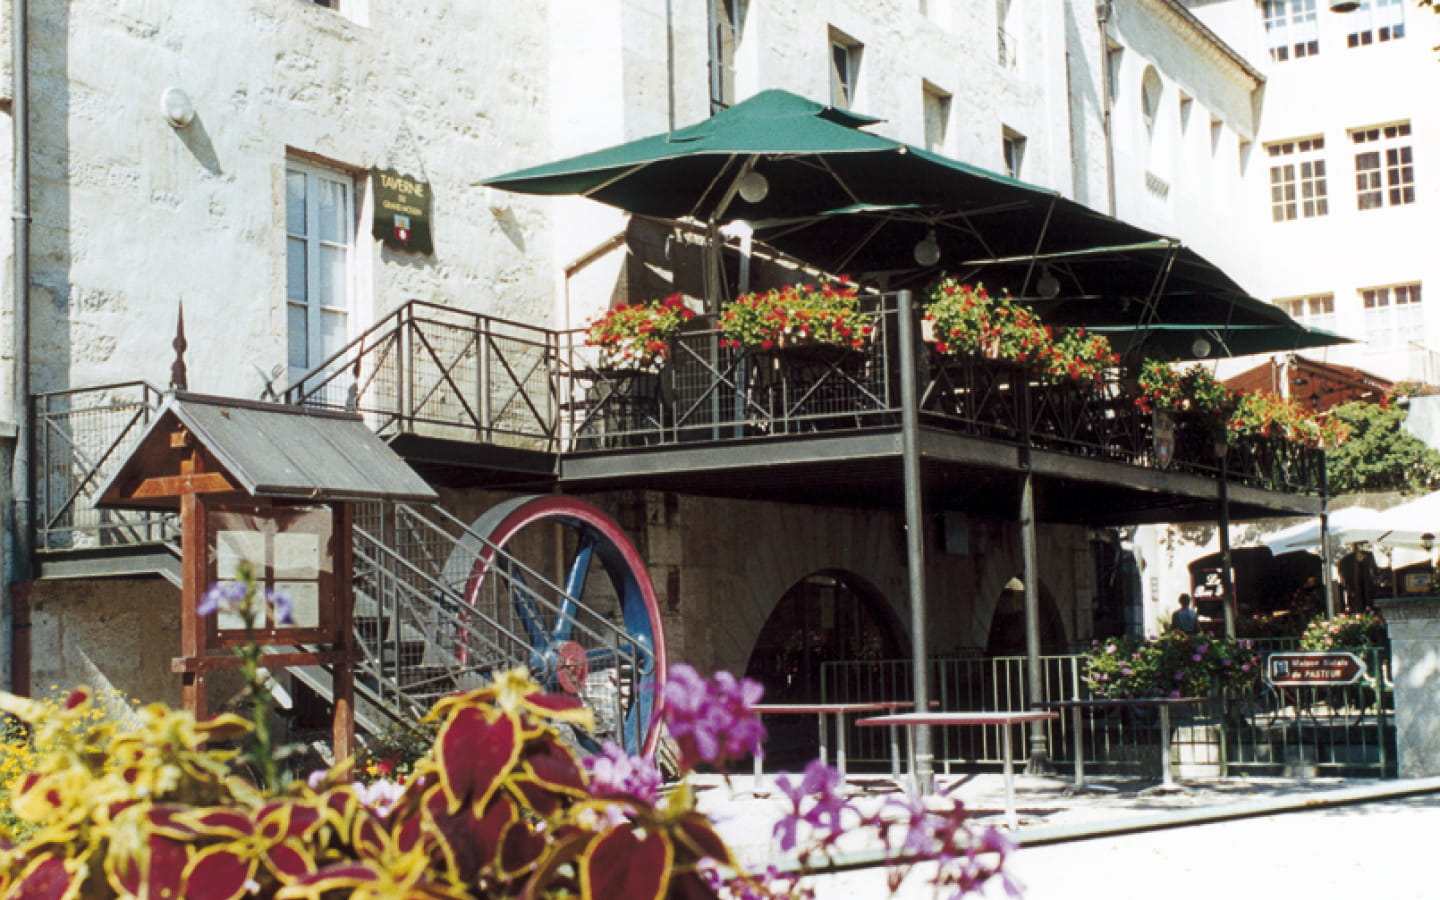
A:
32,374,651,750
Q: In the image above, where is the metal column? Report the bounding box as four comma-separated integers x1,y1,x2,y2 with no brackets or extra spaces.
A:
896,290,933,793
1020,473,1052,773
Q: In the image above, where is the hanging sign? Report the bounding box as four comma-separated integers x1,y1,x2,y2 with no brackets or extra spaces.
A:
371,167,433,255
1265,651,1367,686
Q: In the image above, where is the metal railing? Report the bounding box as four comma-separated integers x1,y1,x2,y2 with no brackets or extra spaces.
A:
282,300,560,452
347,502,655,749
821,648,1394,778
34,381,174,551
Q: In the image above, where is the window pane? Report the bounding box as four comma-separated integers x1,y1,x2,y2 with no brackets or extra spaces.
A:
318,245,348,311
317,178,348,244
288,302,310,369
320,310,348,360
286,171,307,235
286,237,308,303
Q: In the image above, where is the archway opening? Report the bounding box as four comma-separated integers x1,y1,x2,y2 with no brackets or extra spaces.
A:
744,570,905,702
743,570,905,769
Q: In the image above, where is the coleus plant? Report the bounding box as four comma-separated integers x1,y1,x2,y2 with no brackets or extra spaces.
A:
0,576,1017,900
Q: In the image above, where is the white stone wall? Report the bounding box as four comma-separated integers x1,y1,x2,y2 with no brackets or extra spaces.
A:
15,0,559,399
1191,0,1440,384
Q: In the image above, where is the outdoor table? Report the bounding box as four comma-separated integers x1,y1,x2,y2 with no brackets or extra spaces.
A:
1034,697,1208,794
752,702,909,786
856,710,1058,829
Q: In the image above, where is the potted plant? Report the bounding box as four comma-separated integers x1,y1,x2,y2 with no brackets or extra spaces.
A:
1034,326,1120,385
1134,360,1233,452
924,276,1118,386
584,293,696,373
717,281,871,353
1084,631,1260,699
922,277,1046,362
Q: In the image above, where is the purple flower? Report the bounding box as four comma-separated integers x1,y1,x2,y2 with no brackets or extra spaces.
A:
197,580,247,616
774,759,856,853
659,664,765,771
1169,690,1181,698
267,589,295,626
351,779,405,817
1192,653,1203,662
586,740,662,805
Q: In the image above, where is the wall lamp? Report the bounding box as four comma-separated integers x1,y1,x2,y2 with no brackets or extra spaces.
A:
161,87,195,129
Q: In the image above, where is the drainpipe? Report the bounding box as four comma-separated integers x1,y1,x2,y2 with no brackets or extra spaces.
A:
7,0,31,692
1096,0,1117,216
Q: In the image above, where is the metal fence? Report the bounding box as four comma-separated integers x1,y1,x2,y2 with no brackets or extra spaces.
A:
821,648,1394,779
282,300,560,452
34,381,174,551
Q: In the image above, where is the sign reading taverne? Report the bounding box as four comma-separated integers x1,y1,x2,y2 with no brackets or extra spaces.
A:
371,167,434,255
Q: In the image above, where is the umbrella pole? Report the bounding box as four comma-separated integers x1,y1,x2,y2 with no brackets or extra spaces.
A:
1320,464,1337,618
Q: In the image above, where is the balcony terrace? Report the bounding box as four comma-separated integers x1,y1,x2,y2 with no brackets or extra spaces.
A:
270,294,1322,528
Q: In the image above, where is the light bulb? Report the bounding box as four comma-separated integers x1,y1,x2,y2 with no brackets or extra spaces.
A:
737,171,769,203
914,230,941,266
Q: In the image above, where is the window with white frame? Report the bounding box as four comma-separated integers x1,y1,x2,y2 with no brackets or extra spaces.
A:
708,0,744,114
1002,128,1026,179
286,158,354,376
1141,67,1162,137
1347,0,1405,47
1362,283,1422,347
922,82,951,153
829,29,862,109
1352,122,1415,210
1267,137,1328,222
1263,0,1319,62
1280,294,1337,332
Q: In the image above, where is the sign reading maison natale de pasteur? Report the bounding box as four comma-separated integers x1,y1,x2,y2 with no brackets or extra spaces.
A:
371,167,433,255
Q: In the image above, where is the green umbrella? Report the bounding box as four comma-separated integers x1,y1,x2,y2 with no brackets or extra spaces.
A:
483,89,1142,259
484,89,1348,354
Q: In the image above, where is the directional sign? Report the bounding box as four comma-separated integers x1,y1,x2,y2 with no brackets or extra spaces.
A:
1265,651,1367,687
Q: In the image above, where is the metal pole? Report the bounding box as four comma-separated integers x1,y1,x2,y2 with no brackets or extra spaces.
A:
1020,472,1052,773
1319,460,1337,617
6,0,32,693
896,289,933,793
1218,454,1237,639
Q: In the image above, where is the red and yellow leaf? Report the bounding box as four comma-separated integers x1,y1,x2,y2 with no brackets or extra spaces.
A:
181,845,255,900
435,707,520,814
579,826,673,900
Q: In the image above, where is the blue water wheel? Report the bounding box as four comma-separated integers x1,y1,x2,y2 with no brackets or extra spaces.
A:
454,495,668,758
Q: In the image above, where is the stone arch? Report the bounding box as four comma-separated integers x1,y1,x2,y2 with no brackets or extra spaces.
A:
983,578,1068,656
742,569,905,704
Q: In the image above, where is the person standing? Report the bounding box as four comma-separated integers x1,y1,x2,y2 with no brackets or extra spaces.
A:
1171,593,1198,634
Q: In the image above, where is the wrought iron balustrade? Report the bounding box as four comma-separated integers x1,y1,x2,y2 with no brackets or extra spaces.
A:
34,381,173,552
282,300,560,452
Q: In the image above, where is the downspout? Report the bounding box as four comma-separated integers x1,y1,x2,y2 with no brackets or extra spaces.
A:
1096,0,1117,216
7,0,31,691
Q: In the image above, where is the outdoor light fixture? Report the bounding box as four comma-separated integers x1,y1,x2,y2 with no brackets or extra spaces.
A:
1423,533,1435,552
913,229,941,266
1191,336,1212,358
1036,267,1061,299
161,87,195,129
737,170,769,203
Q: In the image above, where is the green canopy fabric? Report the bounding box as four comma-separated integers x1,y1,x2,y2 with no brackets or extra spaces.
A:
483,89,1350,356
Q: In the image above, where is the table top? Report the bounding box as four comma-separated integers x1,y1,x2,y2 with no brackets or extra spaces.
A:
754,701,911,715
1034,697,1208,709
855,710,1058,727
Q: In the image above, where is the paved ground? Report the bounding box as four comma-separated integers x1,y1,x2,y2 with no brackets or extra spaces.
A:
691,771,1440,898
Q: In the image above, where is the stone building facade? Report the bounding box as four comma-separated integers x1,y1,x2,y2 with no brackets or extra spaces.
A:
0,1,1294,713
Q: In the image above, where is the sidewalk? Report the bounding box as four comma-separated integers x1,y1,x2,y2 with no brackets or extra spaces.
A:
692,769,1440,871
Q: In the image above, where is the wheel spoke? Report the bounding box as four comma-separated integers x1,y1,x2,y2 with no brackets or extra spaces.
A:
505,566,548,648
555,529,598,642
